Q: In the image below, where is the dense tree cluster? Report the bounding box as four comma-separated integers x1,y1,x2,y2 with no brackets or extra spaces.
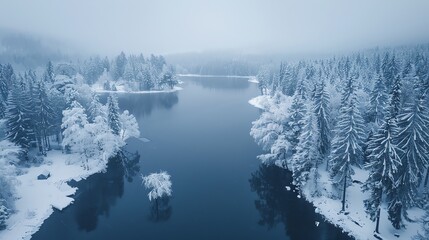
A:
75,52,177,91
0,60,140,229
252,45,429,235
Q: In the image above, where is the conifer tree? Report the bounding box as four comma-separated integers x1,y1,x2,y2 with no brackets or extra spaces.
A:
330,76,366,211
286,87,306,154
107,94,121,135
390,95,429,226
313,80,331,162
5,86,35,149
292,101,320,192
369,74,388,126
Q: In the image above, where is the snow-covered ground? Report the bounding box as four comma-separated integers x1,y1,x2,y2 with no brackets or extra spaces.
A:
248,76,259,83
91,83,183,94
249,95,426,240
0,151,108,240
177,73,255,79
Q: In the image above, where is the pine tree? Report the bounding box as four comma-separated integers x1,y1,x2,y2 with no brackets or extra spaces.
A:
88,94,105,122
313,80,331,160
363,102,402,233
44,61,54,83
286,88,306,154
330,76,366,211
390,76,402,118
107,94,121,135
5,86,35,149
369,74,388,126
34,81,55,151
391,96,429,223
292,101,320,193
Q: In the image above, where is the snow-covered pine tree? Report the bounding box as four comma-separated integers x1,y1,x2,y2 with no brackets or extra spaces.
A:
292,101,320,194
313,80,331,162
329,76,366,211
34,80,55,151
390,76,402,118
5,86,35,149
391,95,429,225
43,61,54,83
286,87,307,154
88,94,106,122
369,74,388,126
107,94,121,135
363,105,402,233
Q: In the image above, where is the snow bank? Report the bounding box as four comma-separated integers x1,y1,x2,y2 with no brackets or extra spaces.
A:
302,167,425,240
92,84,183,94
248,96,269,110
248,76,259,83
0,151,108,240
177,74,255,79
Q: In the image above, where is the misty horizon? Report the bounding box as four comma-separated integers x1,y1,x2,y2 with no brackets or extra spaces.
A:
1,0,429,56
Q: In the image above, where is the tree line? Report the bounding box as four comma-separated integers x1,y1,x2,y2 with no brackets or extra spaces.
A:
251,45,429,237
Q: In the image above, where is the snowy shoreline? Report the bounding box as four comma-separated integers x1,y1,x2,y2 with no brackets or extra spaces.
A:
177,73,255,79
92,85,183,94
249,95,425,240
0,151,108,240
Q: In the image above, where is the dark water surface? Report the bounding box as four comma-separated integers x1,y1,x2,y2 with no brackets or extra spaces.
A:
32,77,352,240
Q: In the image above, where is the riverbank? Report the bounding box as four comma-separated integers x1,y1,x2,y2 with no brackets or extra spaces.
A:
249,95,425,240
0,151,108,240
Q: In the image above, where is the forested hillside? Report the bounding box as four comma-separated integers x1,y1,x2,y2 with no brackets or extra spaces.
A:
251,45,429,239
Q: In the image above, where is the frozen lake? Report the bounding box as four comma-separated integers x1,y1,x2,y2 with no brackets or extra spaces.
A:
32,76,352,240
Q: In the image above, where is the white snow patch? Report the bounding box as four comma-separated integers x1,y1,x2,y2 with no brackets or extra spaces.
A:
285,186,291,191
248,96,269,110
92,84,183,94
299,166,425,240
177,74,254,79
0,151,109,240
248,76,259,83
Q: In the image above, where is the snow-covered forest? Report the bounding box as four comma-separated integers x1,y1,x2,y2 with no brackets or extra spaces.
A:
0,58,142,236
250,45,429,239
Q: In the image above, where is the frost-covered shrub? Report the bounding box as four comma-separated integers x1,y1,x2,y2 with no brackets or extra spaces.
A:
142,171,172,201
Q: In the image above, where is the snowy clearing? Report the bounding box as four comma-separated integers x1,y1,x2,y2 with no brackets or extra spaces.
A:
0,151,108,240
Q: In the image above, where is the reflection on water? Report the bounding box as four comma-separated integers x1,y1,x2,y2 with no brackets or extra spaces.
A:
148,196,172,222
249,164,353,240
74,153,141,232
32,77,352,240
99,92,179,118
182,76,250,90
32,151,141,239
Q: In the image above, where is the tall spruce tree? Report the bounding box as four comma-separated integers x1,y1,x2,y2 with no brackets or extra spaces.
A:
292,101,320,193
107,94,121,135
5,86,35,149
330,76,366,211
369,74,388,126
286,86,307,154
313,80,331,163
363,92,402,233
390,95,429,227
34,81,55,151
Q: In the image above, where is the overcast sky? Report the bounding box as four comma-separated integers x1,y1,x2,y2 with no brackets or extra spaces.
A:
1,0,429,55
